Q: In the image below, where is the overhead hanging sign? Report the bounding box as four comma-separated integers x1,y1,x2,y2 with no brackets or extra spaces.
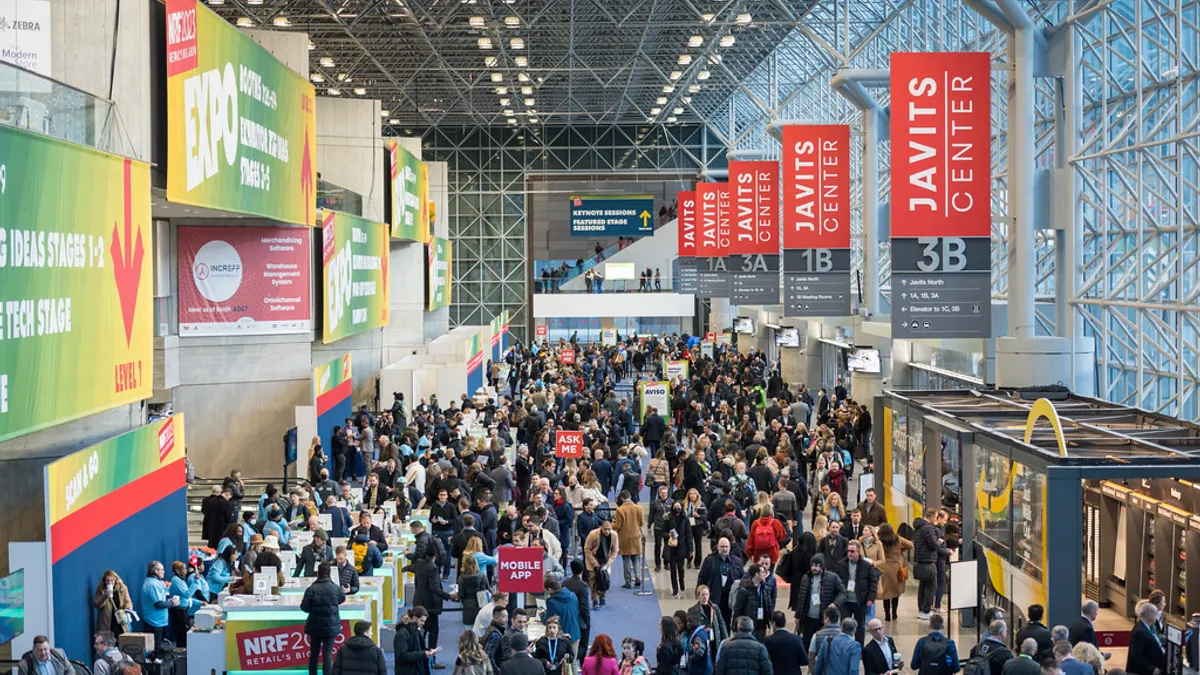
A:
426,236,452,311
178,226,312,336
729,161,781,304
569,195,655,237
321,210,390,343
696,183,731,298
782,124,852,317
677,190,697,257
890,52,992,339
165,0,317,225
0,126,153,443
388,140,430,243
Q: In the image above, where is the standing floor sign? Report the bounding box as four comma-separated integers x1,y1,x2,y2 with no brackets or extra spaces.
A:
0,125,153,443
498,547,544,593
890,52,992,339
560,349,576,365
666,360,689,382
639,381,670,422
556,430,584,459
314,354,353,475
466,333,484,395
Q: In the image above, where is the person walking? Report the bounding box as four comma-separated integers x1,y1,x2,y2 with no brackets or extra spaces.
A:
612,492,644,588
863,619,900,675
664,502,692,597
876,523,912,622
764,611,808,674
1015,605,1054,663
814,619,863,675
835,540,878,643
584,519,620,609
713,616,772,675
911,613,961,675
1003,640,1043,675
394,607,437,675
697,538,745,632
330,621,387,675
301,563,347,675
501,634,543,675
411,549,458,668
968,620,1014,675
795,554,847,647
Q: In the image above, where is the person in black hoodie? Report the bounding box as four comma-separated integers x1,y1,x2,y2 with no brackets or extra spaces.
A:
331,621,386,675
911,516,943,618
409,550,457,669
394,607,435,675
300,564,346,675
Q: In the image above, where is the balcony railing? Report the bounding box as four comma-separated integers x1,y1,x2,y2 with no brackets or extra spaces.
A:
0,61,134,157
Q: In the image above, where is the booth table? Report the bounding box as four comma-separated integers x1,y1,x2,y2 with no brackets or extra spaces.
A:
188,594,371,675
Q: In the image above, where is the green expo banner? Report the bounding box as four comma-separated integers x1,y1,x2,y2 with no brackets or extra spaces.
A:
320,209,390,343
427,236,452,312
0,124,154,443
388,139,430,242
166,0,317,226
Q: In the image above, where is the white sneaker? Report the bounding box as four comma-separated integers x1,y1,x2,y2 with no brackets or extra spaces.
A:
917,612,930,620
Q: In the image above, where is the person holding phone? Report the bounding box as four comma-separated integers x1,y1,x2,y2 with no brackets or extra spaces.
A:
863,619,901,675
301,564,347,675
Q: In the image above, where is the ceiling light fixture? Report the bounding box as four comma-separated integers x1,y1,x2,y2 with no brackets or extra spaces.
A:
469,15,485,27
508,118,517,124
320,57,335,67
307,40,315,50
236,16,253,26
669,70,682,80
667,115,678,122
354,87,366,95
673,107,683,114
503,109,513,115
514,56,528,67
701,13,714,22
529,117,539,123
311,73,325,83
524,98,535,105
651,107,662,115
697,70,710,80
381,110,390,116
246,0,262,5
719,35,735,47
389,118,399,124
510,37,525,49
678,54,692,65
688,84,700,92
518,72,530,82
272,15,290,26
478,37,493,49
656,96,667,105
662,85,675,93
521,86,533,95
485,56,498,67
499,98,511,105
505,16,521,26
688,35,703,48
708,54,723,64
208,0,225,4
328,88,341,96
682,96,692,104
496,86,508,94
736,12,752,24
491,72,504,82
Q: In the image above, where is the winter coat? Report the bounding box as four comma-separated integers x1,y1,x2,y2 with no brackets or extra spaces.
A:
459,572,488,626
93,579,133,636
912,519,940,564
584,528,620,570
542,587,582,639
794,569,847,617
688,602,729,644
613,501,644,555
300,577,346,638
411,557,452,614
878,537,913,600
393,620,430,675
331,635,387,675
714,633,772,675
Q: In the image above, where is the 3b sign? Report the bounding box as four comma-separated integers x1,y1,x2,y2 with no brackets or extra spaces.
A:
560,349,575,365
556,430,584,459
498,546,544,593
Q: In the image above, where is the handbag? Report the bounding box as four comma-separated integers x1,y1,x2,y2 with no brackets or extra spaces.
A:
115,608,133,633
912,561,933,582
898,563,909,583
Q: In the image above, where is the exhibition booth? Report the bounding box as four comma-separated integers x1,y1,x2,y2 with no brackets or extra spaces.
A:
380,354,454,411
873,390,1200,631
427,326,489,399
9,416,189,661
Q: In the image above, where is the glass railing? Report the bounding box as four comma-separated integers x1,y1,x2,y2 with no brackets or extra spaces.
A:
0,60,134,156
535,276,680,293
317,179,364,216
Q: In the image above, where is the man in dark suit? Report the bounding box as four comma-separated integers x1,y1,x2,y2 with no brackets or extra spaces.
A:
1016,605,1055,663
863,619,899,675
1003,639,1042,675
641,407,667,453
764,611,808,674
564,561,591,664
498,633,543,675
1068,601,1100,647
1126,603,1166,675
819,522,850,567
1054,640,1095,675
201,486,236,549
839,510,866,543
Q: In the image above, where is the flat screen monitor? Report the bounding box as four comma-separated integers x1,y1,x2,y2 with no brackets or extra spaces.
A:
0,569,24,645
847,348,882,374
733,317,755,334
775,327,800,348
605,262,636,280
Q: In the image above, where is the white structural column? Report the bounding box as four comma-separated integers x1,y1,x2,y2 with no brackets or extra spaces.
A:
1007,12,1038,339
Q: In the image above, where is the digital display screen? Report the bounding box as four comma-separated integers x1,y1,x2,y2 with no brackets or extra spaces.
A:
775,327,800,348
733,317,755,334
0,569,25,645
847,348,882,374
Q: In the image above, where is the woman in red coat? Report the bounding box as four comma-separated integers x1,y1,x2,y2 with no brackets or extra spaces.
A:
745,503,787,564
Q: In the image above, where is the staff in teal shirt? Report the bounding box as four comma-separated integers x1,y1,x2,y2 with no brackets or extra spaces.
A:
141,562,177,649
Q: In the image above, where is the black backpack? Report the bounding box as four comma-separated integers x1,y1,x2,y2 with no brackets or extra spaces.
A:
962,645,1009,675
917,635,952,675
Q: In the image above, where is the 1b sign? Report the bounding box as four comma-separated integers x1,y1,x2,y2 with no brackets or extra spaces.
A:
556,430,584,459
560,350,576,365
498,546,544,593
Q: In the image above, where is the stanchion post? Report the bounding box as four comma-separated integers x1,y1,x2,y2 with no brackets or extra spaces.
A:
634,534,654,596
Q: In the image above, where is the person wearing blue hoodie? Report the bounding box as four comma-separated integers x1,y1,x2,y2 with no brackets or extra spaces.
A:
541,577,581,656
263,506,291,548
141,561,176,648
207,547,239,594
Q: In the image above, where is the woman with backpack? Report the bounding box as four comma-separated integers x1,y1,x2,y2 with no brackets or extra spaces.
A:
744,502,787,566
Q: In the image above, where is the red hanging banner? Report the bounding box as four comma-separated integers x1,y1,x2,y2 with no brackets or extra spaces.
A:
889,52,992,239
728,161,779,255
781,125,850,250
714,183,731,256
696,183,724,257
677,190,697,257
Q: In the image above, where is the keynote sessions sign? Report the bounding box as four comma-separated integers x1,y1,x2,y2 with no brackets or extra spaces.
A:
782,124,852,317
555,430,584,459
498,546,544,593
890,52,992,339
0,125,153,443
426,236,453,311
569,195,655,237
178,226,311,336
321,210,389,343
166,0,317,226
388,140,430,243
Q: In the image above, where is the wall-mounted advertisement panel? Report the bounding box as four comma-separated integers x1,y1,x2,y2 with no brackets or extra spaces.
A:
890,52,992,339
427,236,453,311
165,0,317,225
387,140,430,243
320,209,390,344
781,124,852,318
0,0,52,92
178,226,312,336
0,125,153,443
569,195,655,237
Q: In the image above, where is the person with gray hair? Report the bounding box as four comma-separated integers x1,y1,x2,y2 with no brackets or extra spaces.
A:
92,633,130,675
1127,603,1167,675
814,618,863,675
1052,626,1071,644
969,620,1014,675
714,616,772,675
1069,601,1101,647
1004,639,1044,675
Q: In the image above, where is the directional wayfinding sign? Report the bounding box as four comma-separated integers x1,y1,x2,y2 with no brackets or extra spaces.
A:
555,430,584,459
498,546,543,593
569,195,656,237
782,124,852,317
890,52,992,339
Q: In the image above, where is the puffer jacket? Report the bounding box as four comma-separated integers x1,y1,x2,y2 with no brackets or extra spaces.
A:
912,519,940,564
794,569,847,614
300,577,346,637
714,633,772,675
331,635,386,675
394,620,430,675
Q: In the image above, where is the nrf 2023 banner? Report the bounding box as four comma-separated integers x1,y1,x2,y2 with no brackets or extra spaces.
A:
177,226,312,336
388,140,430,243
0,125,153,444
321,210,390,344
427,236,453,312
165,0,317,225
